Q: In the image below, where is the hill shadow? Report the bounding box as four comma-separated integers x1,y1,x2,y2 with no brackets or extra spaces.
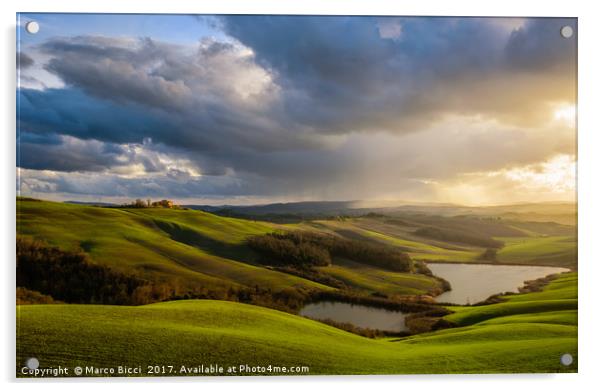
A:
152,219,258,264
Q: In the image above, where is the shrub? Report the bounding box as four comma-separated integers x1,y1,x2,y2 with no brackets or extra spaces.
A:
413,260,433,275
16,287,61,305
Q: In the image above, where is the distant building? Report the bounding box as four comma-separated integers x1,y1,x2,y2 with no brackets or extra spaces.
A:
151,199,174,208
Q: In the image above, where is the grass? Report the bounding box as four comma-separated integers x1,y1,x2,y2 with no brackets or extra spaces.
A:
299,220,481,261
17,198,447,295
317,258,442,296
128,208,276,244
496,236,577,267
16,273,577,376
15,198,578,375
302,218,576,267
16,199,327,291
445,273,577,325
18,199,576,293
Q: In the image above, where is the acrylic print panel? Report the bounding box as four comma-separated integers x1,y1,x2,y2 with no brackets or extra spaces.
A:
16,13,577,377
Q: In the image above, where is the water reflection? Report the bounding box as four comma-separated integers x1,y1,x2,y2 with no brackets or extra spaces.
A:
300,301,408,332
427,263,570,304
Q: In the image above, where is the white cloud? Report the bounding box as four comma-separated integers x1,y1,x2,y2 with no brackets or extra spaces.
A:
376,18,403,40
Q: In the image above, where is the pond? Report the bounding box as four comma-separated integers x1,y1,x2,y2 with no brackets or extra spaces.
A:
426,262,570,304
299,301,408,332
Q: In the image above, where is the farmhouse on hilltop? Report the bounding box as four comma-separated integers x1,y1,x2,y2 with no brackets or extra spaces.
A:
152,199,174,208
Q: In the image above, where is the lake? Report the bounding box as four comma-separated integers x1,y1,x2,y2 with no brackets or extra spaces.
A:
299,263,569,331
427,262,570,304
299,301,408,332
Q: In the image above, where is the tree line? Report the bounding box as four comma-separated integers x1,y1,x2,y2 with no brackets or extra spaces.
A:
248,231,414,272
16,236,315,311
17,236,176,305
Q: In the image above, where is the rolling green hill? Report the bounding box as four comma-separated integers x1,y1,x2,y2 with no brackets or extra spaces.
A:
16,198,578,376
495,236,577,267
17,198,329,292
317,258,440,296
16,198,447,297
295,215,576,268
16,273,577,375
16,197,577,307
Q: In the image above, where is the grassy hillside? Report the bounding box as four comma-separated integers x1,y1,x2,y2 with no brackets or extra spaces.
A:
297,220,482,261
371,217,576,268
17,198,446,297
16,273,577,375
445,273,577,325
16,197,576,308
496,236,577,267
17,198,325,292
199,200,577,226
317,258,439,296
296,215,576,268
16,198,577,376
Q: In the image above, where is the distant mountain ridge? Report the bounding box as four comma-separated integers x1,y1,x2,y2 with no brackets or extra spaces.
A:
183,200,576,224
184,201,360,216
59,198,575,226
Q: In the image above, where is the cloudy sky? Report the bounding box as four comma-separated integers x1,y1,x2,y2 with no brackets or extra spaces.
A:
17,14,577,206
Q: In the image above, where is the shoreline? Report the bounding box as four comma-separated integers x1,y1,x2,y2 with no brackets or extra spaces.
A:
423,259,575,271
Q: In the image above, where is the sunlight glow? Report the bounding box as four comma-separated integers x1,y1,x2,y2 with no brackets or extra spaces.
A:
504,154,576,193
433,154,576,205
554,104,577,123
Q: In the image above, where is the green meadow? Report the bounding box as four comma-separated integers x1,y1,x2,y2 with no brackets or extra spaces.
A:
496,236,577,267
317,258,439,296
16,198,578,375
16,273,577,375
296,215,576,267
17,199,325,292
16,198,448,295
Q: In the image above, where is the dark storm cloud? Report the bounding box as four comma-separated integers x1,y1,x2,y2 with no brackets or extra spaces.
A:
17,132,174,173
505,18,577,71
18,85,326,177
42,37,193,110
29,17,576,142
17,52,34,69
20,168,264,199
18,136,124,172
220,16,576,131
19,87,174,146
17,16,577,201
32,36,330,153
